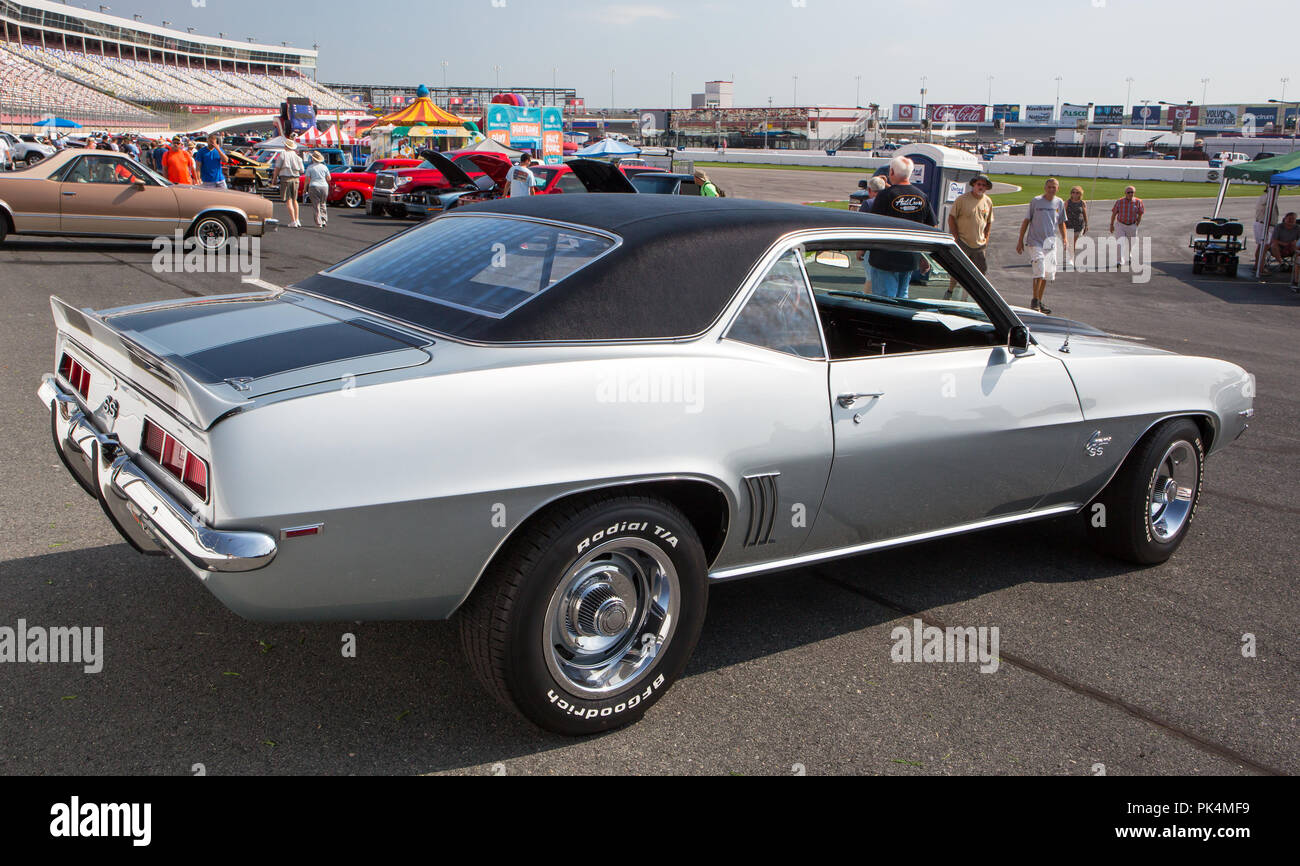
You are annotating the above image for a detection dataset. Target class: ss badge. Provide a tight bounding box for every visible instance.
[97,395,120,420]
[1085,430,1113,458]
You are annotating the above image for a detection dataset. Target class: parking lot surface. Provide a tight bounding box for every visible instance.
[1,188,1294,775]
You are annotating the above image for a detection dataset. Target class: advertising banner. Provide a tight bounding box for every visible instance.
[1093,105,1124,124]
[1166,104,1199,124]
[1131,104,1161,125]
[1241,106,1277,133]
[926,104,987,122]
[893,104,919,122]
[1025,104,1054,123]
[1060,103,1091,122]
[1202,105,1239,127]
[992,103,1020,122]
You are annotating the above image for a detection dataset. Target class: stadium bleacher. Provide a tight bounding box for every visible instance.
[0,43,161,128]
[11,44,355,111]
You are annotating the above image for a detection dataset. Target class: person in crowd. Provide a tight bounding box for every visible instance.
[1110,185,1144,268]
[508,152,536,198]
[946,174,995,298]
[271,138,306,227]
[1064,185,1088,269]
[304,151,332,228]
[866,156,936,299]
[0,133,10,171]
[124,137,140,160]
[861,175,887,212]
[162,137,194,185]
[151,140,167,172]
[196,134,228,190]
[694,169,720,197]
[1268,211,1299,266]
[1016,177,1067,314]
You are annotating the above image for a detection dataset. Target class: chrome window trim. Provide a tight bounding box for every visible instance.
[720,245,828,362]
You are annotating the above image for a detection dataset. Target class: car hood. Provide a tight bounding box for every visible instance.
[97,290,432,407]
[566,158,638,193]
[418,149,475,187]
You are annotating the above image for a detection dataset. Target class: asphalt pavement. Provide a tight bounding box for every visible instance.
[0,187,1295,776]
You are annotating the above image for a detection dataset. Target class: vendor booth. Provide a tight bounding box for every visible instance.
[1214,152,1300,278]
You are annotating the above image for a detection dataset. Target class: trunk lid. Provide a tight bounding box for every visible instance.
[52,289,432,428]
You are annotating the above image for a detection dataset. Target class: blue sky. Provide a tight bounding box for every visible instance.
[76,0,1295,108]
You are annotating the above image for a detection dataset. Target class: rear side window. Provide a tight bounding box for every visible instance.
[325,215,618,318]
[726,250,824,359]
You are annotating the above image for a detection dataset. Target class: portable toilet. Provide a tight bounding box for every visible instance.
[874,144,985,229]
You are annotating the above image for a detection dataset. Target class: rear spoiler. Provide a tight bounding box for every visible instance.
[50,295,246,430]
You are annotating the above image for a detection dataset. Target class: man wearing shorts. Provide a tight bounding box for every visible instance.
[1016,178,1067,314]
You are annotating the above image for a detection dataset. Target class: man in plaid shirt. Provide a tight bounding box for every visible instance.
[1110,186,1144,268]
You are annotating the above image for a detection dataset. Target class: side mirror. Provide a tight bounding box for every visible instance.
[1008,325,1032,353]
[132,181,147,191]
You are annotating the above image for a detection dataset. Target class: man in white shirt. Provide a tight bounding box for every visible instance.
[508,153,535,197]
[0,134,10,171]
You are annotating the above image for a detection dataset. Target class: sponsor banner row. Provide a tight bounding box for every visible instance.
[889,104,1296,128]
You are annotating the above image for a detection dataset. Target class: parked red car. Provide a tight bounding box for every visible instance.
[369,151,513,217]
[328,158,422,208]
[529,163,591,195]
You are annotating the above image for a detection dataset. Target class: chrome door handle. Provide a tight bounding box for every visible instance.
[62,191,76,196]
[837,392,884,408]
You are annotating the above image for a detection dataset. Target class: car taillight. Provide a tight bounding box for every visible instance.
[142,418,209,500]
[58,352,90,399]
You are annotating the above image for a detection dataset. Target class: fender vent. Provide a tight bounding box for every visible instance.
[742,473,780,547]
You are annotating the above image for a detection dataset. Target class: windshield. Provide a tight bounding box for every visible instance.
[320,215,618,319]
[630,175,678,194]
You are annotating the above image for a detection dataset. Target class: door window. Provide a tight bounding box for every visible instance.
[802,243,1002,360]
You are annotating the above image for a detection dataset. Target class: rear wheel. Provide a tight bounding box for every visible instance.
[459,495,708,735]
[343,189,364,209]
[25,152,44,166]
[189,214,235,250]
[1086,419,1205,565]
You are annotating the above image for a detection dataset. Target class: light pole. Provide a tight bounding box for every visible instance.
[792,73,798,107]
[1160,99,1193,159]
[920,76,928,142]
[1124,76,1134,114]
[1268,98,1299,153]
[987,75,994,110]
[493,64,501,91]
[855,74,861,108]
[767,96,772,151]
[1054,75,1063,120]
[610,68,615,112]
[1140,98,1151,132]
[441,60,449,102]
[669,71,674,110]
[1282,77,1290,103]
[1201,77,1210,107]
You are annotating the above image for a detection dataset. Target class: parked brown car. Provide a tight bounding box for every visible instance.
[0,149,277,248]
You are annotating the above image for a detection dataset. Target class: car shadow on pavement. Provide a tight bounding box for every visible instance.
[0,239,160,255]
[0,520,1134,775]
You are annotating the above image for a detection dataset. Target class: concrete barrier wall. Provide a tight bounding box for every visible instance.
[663,147,1229,182]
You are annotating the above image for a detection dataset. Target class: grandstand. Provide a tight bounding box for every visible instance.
[1,0,362,133]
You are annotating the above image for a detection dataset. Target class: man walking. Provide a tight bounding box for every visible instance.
[1110,185,1144,269]
[508,152,536,197]
[867,155,937,299]
[1016,177,1067,314]
[946,174,994,299]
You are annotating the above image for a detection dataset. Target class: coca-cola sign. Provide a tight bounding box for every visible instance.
[926,104,987,123]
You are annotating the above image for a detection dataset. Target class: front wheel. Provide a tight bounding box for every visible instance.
[189,214,235,251]
[1086,418,1205,565]
[26,152,45,166]
[343,189,364,208]
[459,495,708,735]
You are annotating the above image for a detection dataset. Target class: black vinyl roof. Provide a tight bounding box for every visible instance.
[299,195,945,343]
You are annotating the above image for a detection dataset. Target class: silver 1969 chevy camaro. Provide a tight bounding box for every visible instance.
[37,196,1255,734]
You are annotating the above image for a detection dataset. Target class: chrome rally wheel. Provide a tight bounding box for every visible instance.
[459,495,708,735]
[1147,440,1198,542]
[543,538,679,697]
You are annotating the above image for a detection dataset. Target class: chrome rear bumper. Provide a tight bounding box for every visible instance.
[38,375,276,573]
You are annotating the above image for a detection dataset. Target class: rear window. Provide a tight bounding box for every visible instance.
[322,215,618,319]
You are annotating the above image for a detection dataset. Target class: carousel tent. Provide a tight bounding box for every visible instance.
[373,88,465,127]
